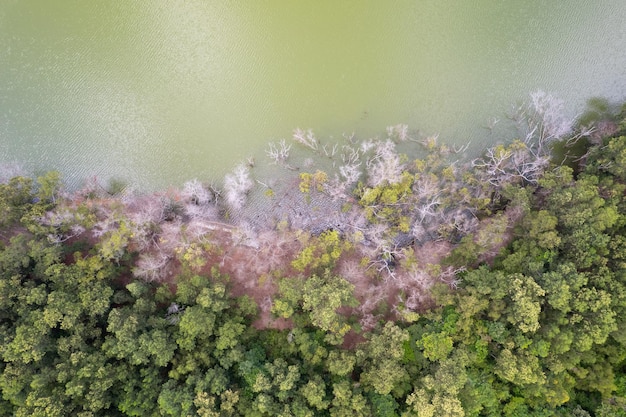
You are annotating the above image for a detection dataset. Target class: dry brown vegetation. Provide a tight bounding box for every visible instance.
[13,91,589,332]
[43,180,474,330]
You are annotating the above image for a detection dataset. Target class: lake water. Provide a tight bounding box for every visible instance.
[2,1,626,190]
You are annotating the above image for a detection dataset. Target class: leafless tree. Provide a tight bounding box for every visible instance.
[528,90,573,142]
[359,313,381,331]
[133,251,171,282]
[402,290,429,312]
[439,265,466,289]
[323,163,362,200]
[413,173,440,200]
[266,140,292,166]
[359,138,377,155]
[182,179,214,206]
[292,128,319,151]
[260,295,274,314]
[224,164,253,211]
[181,179,217,220]
[472,92,589,189]
[340,143,361,165]
[39,207,88,243]
[358,285,387,316]
[366,139,404,187]
[387,124,411,142]
[322,143,339,158]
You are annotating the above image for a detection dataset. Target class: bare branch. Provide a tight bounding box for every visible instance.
[292,128,319,151]
[266,140,292,166]
[366,140,404,187]
[224,164,254,211]
[386,124,411,142]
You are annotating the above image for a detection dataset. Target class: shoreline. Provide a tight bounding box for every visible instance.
[2,93,626,415]
[2,92,600,325]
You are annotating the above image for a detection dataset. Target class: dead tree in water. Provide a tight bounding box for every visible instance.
[224,164,253,211]
[474,91,591,188]
[266,140,292,167]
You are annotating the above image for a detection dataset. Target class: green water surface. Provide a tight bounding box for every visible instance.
[1,1,626,189]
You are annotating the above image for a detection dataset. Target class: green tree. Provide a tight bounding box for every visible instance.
[274,270,357,344]
[357,322,410,396]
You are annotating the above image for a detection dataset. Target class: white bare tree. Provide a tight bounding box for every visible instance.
[386,123,411,142]
[413,173,440,200]
[224,164,254,211]
[181,179,217,220]
[473,91,568,188]
[341,143,362,165]
[182,179,214,206]
[266,140,292,166]
[472,91,588,189]
[324,163,362,200]
[292,128,319,151]
[366,139,404,187]
[132,251,171,282]
[528,90,573,142]
[38,207,88,243]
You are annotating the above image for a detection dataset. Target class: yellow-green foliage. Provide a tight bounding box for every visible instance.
[0,176,34,228]
[299,170,328,194]
[176,242,209,273]
[291,230,351,272]
[475,213,509,250]
[36,171,61,202]
[358,172,415,238]
[414,158,427,172]
[274,271,357,344]
[98,220,132,261]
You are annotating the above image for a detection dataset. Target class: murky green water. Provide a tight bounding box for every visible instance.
[2,1,626,189]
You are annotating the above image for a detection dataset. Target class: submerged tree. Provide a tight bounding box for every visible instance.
[224,164,253,211]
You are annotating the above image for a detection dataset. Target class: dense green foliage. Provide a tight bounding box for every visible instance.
[3,112,626,416]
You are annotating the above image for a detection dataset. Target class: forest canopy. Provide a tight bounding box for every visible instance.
[1,95,626,416]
